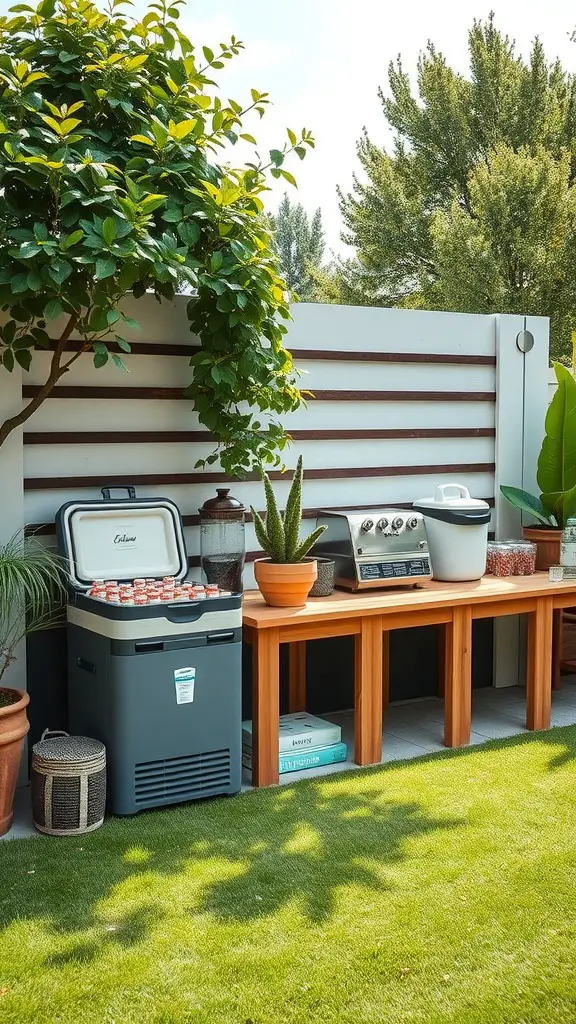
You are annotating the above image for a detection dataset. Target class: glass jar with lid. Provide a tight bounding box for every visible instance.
[560,517,576,576]
[199,488,246,593]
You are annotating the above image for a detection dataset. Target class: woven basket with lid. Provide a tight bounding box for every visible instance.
[31,731,106,836]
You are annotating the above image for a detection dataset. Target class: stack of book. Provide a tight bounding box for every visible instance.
[242,711,347,775]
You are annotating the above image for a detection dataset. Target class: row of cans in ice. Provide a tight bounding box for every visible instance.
[87,577,228,605]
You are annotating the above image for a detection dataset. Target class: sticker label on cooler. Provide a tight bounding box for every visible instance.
[174,667,196,704]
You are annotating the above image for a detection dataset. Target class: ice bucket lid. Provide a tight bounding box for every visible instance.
[56,491,188,589]
[413,483,489,512]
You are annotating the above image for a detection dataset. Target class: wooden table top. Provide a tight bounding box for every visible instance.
[242,574,576,628]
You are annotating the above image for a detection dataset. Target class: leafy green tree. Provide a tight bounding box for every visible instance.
[270,193,325,300]
[336,16,576,359]
[0,0,314,473]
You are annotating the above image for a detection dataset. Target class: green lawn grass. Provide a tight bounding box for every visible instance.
[1,727,576,1023]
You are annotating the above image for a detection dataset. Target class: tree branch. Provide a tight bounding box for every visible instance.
[0,312,78,447]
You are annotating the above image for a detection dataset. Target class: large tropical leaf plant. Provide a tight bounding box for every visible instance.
[501,362,576,528]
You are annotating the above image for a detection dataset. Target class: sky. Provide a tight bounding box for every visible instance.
[2,0,576,255]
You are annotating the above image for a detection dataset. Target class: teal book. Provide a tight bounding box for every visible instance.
[242,741,348,775]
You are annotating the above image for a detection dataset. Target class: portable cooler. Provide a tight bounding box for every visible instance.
[57,487,242,816]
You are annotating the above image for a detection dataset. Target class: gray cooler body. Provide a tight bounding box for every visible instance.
[58,489,243,816]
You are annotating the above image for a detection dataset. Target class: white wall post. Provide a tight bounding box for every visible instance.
[492,313,550,687]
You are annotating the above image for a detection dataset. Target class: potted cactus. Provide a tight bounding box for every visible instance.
[252,457,327,607]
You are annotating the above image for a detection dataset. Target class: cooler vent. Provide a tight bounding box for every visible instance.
[134,749,231,803]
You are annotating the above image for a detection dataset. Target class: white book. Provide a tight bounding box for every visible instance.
[242,711,341,753]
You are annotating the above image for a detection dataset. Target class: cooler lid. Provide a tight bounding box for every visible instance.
[56,490,188,590]
[413,483,489,512]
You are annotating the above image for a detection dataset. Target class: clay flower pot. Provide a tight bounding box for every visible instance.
[0,688,30,836]
[254,558,318,608]
[523,526,562,572]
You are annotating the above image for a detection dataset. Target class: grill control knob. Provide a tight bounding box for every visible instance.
[361,518,374,533]
[391,516,404,531]
[406,516,419,530]
[376,518,389,532]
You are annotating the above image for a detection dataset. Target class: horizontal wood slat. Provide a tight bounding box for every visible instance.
[42,340,496,365]
[24,462,495,491]
[23,427,497,445]
[26,497,496,537]
[22,385,495,403]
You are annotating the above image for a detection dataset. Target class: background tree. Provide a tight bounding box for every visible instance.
[269,193,325,300]
[0,0,314,474]
[335,16,576,359]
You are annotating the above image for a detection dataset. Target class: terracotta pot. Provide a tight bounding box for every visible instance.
[254,558,318,608]
[523,526,562,572]
[0,688,30,836]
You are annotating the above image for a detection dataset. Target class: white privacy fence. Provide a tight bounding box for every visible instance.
[0,299,550,692]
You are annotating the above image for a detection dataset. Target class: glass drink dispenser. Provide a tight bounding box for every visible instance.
[199,488,246,593]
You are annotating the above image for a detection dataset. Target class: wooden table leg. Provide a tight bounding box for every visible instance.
[354,616,383,766]
[288,641,307,712]
[437,624,446,698]
[552,610,562,691]
[382,631,390,710]
[444,606,472,747]
[527,596,553,731]
[252,627,280,787]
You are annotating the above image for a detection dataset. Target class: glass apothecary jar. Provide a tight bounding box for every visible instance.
[199,488,246,593]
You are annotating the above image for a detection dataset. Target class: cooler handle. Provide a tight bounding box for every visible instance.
[165,602,203,623]
[41,729,70,741]
[433,483,470,502]
[101,485,136,501]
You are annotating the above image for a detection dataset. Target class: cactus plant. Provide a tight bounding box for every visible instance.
[251,457,327,563]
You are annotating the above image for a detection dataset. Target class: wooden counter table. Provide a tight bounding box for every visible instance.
[242,574,576,787]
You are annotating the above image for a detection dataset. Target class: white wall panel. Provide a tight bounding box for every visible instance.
[295,360,496,392]
[23,435,495,479]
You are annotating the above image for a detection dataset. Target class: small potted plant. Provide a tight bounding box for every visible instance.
[501,361,576,569]
[252,456,327,607]
[0,532,64,835]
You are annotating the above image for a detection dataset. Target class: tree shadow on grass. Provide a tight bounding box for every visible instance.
[0,771,461,967]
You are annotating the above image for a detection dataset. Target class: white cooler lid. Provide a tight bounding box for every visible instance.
[413,483,489,511]
[57,497,188,589]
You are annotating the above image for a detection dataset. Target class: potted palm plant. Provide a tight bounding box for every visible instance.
[252,457,327,607]
[501,362,576,569]
[0,532,64,835]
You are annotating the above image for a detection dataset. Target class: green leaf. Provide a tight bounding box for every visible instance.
[537,362,576,494]
[240,133,257,144]
[61,229,84,250]
[107,309,121,325]
[177,220,200,246]
[27,270,42,291]
[499,486,552,526]
[2,349,14,372]
[93,351,108,368]
[121,316,140,330]
[33,222,48,241]
[112,353,128,371]
[280,169,297,187]
[14,348,32,371]
[202,45,214,63]
[269,149,284,167]
[94,256,116,280]
[44,299,63,321]
[12,274,28,293]
[287,128,297,145]
[172,119,196,140]
[102,217,118,245]
[2,320,16,345]
[115,335,132,352]
[48,260,72,285]
[130,134,154,146]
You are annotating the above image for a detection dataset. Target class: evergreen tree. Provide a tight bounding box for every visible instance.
[270,193,325,300]
[336,16,576,359]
